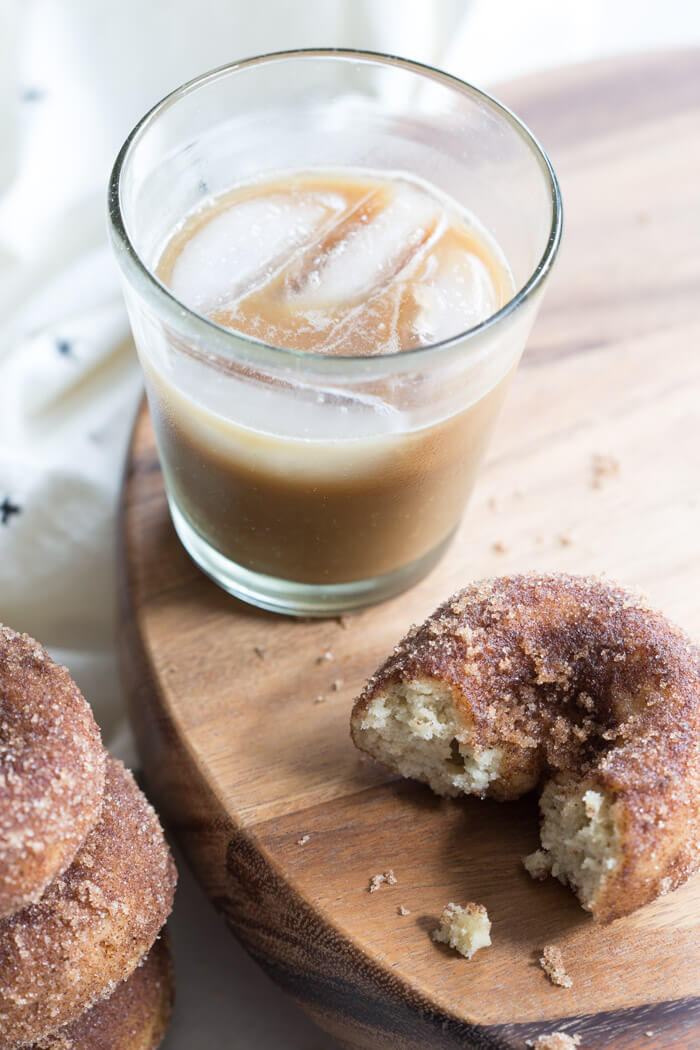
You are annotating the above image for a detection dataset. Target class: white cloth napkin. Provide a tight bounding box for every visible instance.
[1,2,699,1047]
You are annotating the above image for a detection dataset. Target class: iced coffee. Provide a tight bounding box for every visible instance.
[147,171,515,588]
[110,51,561,614]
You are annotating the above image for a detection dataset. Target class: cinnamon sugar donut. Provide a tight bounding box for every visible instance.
[30,935,174,1050]
[0,757,177,1047]
[0,626,105,917]
[351,574,700,922]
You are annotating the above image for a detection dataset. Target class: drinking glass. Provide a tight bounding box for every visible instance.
[109,49,562,616]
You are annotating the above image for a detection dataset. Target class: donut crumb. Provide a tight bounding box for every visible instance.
[368,870,397,893]
[524,850,553,880]
[591,453,620,488]
[527,1034,580,1050]
[539,945,572,988]
[432,902,491,959]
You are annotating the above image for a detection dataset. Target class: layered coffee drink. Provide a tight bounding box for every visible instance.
[148,170,516,590]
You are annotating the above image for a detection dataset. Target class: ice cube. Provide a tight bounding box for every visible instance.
[411,242,499,344]
[168,189,346,314]
[280,181,446,309]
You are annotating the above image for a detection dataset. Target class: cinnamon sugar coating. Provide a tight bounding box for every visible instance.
[0,626,105,918]
[29,935,173,1050]
[351,574,700,922]
[0,758,177,1047]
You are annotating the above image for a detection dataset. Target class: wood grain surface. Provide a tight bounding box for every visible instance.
[119,52,700,1050]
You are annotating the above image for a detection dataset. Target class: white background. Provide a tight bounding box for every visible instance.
[0,1,698,1046]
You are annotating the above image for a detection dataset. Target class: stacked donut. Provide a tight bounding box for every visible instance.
[0,625,177,1049]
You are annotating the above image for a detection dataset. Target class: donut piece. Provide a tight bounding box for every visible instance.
[0,757,177,1047]
[351,574,700,922]
[0,625,105,917]
[29,935,174,1050]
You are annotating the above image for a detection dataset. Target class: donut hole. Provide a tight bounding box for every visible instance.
[525,781,620,911]
[357,677,502,796]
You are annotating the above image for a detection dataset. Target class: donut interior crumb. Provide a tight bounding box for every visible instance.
[357,681,503,797]
[397,904,410,915]
[531,785,619,911]
[523,849,553,881]
[527,1033,580,1050]
[296,835,310,846]
[432,902,491,959]
[539,945,573,988]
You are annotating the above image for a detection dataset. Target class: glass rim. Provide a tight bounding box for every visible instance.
[108,47,563,371]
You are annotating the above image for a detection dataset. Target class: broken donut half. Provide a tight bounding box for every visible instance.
[350,574,700,922]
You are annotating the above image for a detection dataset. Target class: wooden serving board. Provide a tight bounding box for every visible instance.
[119,53,700,1050]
